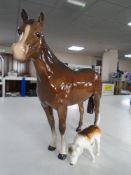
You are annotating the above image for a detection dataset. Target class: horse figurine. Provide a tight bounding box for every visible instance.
[12,9,102,160]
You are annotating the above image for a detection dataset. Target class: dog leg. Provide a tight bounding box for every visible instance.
[86,144,95,162]
[95,137,100,156]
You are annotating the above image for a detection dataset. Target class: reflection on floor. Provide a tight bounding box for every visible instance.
[0,95,131,175]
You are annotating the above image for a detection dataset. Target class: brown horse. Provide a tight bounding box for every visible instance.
[12,9,102,160]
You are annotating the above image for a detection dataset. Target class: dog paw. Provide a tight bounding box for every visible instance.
[96,152,100,156]
[92,159,95,163]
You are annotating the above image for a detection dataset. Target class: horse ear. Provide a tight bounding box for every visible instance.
[21,9,28,22]
[38,12,44,24]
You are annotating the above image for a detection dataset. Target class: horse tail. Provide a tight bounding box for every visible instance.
[87,96,94,114]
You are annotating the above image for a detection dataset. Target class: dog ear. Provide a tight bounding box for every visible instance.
[68,144,73,154]
[68,147,73,154]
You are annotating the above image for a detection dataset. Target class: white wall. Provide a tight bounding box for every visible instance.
[102,49,118,81]
[29,61,36,77]
[119,59,131,72]
[55,52,99,66]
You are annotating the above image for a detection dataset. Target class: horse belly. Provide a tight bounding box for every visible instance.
[68,88,93,105]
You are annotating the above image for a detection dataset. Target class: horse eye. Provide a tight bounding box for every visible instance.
[17,28,22,35]
[35,32,41,38]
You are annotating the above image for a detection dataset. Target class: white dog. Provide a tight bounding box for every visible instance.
[68,125,102,165]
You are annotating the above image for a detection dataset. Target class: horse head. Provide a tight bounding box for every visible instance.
[12,9,44,62]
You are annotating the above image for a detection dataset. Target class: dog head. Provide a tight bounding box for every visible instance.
[68,143,83,165]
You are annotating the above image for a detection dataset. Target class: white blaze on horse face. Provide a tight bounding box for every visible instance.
[20,25,31,44]
[12,25,31,61]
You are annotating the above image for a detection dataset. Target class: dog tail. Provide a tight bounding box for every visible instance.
[87,96,94,114]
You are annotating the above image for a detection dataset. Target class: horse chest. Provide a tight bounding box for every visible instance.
[36,79,55,105]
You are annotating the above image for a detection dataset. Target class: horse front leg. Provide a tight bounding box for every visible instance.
[42,105,57,151]
[94,94,101,125]
[57,105,67,160]
[76,102,84,132]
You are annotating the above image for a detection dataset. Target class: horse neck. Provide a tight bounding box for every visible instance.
[42,42,59,66]
[33,39,68,80]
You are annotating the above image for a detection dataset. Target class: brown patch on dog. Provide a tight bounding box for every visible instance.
[78,125,101,141]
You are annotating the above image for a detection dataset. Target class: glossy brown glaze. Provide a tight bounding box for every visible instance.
[12,9,102,160]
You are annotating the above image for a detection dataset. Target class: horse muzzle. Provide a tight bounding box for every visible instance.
[11,43,29,62]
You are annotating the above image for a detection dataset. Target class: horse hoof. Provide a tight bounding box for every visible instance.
[76,127,81,132]
[48,145,56,151]
[58,153,67,160]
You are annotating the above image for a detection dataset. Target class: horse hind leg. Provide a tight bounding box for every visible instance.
[42,106,56,151]
[76,102,84,132]
[94,94,101,125]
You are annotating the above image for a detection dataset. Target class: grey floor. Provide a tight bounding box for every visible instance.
[0,95,131,175]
